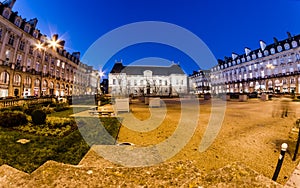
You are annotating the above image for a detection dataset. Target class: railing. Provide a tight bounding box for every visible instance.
[0,97,54,108]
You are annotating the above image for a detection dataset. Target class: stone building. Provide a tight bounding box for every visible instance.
[0,0,91,98]
[108,62,188,96]
[189,70,211,94]
[211,32,300,95]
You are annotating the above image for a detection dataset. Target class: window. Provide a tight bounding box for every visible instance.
[43,65,47,74]
[165,80,168,86]
[24,25,30,33]
[13,74,21,86]
[261,70,265,78]
[277,46,282,52]
[113,79,116,85]
[34,79,40,87]
[35,62,40,72]
[33,31,38,38]
[292,41,298,48]
[0,72,9,84]
[43,80,47,87]
[56,59,60,67]
[15,18,20,27]
[284,43,290,50]
[3,9,10,19]
[270,48,275,54]
[8,34,14,45]
[16,54,22,65]
[29,46,34,55]
[0,28,2,40]
[19,41,25,51]
[27,59,32,68]
[264,50,269,56]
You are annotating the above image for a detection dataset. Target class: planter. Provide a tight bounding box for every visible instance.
[149,98,161,108]
[204,93,211,100]
[239,94,248,102]
[145,96,149,104]
[261,94,268,101]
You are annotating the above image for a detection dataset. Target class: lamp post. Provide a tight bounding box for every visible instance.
[36,38,60,97]
[98,68,104,95]
[266,63,275,92]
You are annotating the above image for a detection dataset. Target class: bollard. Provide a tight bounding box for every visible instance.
[292,119,300,161]
[272,143,288,181]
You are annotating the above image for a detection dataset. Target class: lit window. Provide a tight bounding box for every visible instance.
[13,74,21,86]
[0,72,9,84]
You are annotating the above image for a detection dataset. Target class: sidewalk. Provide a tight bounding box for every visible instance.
[285,162,300,188]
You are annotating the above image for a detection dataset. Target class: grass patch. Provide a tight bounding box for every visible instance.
[48,107,91,117]
[0,107,121,173]
[0,127,90,173]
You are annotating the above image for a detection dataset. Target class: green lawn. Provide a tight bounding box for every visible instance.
[0,106,121,173]
[0,127,90,173]
[48,106,92,117]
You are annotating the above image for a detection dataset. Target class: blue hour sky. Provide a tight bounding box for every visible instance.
[13,0,300,74]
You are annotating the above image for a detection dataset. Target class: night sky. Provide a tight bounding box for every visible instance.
[13,0,300,74]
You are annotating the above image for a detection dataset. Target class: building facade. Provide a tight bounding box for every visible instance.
[211,32,300,95]
[189,70,211,94]
[0,0,93,98]
[108,62,188,96]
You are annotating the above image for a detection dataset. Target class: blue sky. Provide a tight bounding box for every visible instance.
[13,0,300,74]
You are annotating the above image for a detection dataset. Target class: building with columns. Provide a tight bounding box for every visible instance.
[0,0,94,98]
[108,62,188,96]
[211,32,300,95]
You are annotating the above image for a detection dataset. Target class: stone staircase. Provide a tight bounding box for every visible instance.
[0,147,297,187]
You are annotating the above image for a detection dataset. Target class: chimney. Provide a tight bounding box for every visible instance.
[273,37,278,45]
[52,34,58,41]
[287,32,292,39]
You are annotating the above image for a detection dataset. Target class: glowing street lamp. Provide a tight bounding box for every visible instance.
[35,37,61,97]
[98,68,105,94]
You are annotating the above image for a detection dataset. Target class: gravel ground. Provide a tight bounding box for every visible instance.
[117,97,300,185]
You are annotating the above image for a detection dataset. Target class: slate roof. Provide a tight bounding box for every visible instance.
[110,62,185,76]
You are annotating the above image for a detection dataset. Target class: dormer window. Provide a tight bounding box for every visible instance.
[14,18,21,27]
[264,50,269,56]
[252,54,257,60]
[24,25,30,33]
[270,48,275,54]
[277,46,282,52]
[292,41,298,48]
[258,51,262,58]
[33,31,38,38]
[284,43,290,50]
[2,9,10,19]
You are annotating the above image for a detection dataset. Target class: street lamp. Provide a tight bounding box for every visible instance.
[98,68,104,95]
[35,38,60,97]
